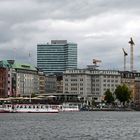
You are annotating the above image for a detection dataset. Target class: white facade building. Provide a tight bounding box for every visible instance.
[63,69,121,102]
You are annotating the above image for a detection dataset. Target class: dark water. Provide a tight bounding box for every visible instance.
[0,112,140,140]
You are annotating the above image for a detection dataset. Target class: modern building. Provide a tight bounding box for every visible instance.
[37,40,77,74]
[63,68,121,103]
[0,60,39,97]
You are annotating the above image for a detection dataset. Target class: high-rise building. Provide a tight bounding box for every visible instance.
[37,40,77,74]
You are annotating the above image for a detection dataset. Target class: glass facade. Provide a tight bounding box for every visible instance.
[37,41,77,74]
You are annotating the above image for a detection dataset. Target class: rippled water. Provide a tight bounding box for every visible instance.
[0,111,140,140]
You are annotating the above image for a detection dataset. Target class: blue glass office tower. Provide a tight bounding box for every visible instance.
[37,40,77,74]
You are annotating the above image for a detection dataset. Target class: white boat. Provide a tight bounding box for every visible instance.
[0,104,59,113]
[0,105,10,113]
[58,103,80,112]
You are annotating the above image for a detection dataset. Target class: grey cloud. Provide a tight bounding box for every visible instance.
[0,0,140,24]
[0,0,140,70]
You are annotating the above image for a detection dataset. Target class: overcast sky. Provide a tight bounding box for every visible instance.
[0,0,140,71]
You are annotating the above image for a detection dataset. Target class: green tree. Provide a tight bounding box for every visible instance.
[104,89,114,104]
[114,84,131,105]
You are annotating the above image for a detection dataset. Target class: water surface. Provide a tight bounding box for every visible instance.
[0,111,140,140]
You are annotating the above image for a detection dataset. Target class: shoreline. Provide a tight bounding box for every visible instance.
[80,108,136,111]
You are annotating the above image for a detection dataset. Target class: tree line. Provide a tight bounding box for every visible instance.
[104,84,132,106]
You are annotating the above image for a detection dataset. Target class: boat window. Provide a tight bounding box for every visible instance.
[45,106,48,109]
[17,106,19,108]
[41,106,43,108]
[33,106,35,108]
[20,106,23,108]
[37,106,39,109]
[29,106,31,108]
[24,106,27,108]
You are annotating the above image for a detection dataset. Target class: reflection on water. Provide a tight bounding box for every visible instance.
[0,112,140,140]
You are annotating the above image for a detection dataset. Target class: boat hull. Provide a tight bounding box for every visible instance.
[0,109,10,113]
[58,103,80,112]
[0,104,59,113]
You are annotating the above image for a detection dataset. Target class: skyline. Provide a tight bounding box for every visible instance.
[0,0,140,70]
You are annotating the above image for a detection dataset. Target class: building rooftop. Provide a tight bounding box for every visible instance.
[37,40,77,46]
[12,63,37,71]
[0,60,37,71]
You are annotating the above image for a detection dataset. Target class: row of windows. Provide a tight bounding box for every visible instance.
[103,84,118,87]
[92,88,100,91]
[65,78,119,82]
[65,87,83,90]
[92,84,100,87]
[65,79,83,81]
[104,88,115,91]
[92,79,99,82]
[92,92,99,95]
[65,83,84,86]
[103,80,119,82]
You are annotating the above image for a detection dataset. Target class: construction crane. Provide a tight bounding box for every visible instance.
[128,37,135,71]
[122,48,128,71]
[93,59,102,67]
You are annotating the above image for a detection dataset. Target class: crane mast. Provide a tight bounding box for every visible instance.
[128,37,135,71]
[122,48,128,71]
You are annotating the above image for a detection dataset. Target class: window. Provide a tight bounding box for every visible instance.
[80,83,83,86]
[71,79,77,81]
[80,79,83,81]
[96,88,99,91]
